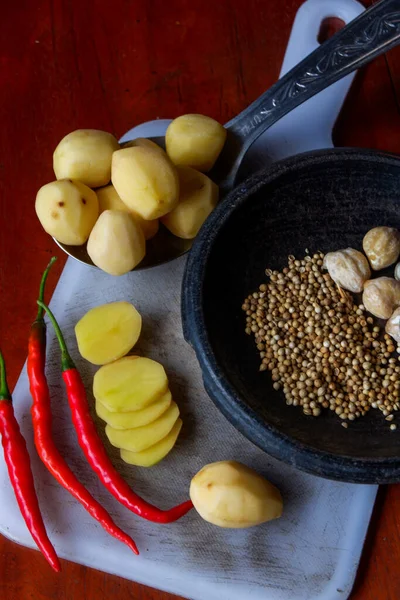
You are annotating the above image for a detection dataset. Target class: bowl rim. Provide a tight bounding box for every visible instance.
[182,147,400,484]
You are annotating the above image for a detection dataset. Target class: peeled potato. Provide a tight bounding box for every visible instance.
[111,147,179,219]
[97,184,129,213]
[96,390,172,429]
[35,179,99,245]
[135,215,159,240]
[97,185,159,240]
[106,401,180,452]
[190,461,283,528]
[87,210,145,275]
[161,166,218,239]
[93,356,169,412]
[53,129,119,187]
[121,418,182,467]
[165,114,227,172]
[121,138,165,155]
[75,301,142,365]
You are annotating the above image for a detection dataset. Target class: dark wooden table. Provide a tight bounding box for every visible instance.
[1,1,400,598]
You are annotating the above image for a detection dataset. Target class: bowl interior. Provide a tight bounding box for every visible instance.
[202,153,400,460]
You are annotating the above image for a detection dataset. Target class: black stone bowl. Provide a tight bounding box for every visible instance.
[182,148,400,484]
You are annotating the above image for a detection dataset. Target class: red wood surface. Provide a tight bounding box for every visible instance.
[1,0,400,598]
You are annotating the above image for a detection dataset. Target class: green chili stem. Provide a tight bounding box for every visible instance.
[0,351,11,401]
[36,257,57,321]
[37,301,75,371]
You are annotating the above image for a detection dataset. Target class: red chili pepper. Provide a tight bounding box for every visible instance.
[28,258,138,555]
[0,350,61,572]
[38,300,193,523]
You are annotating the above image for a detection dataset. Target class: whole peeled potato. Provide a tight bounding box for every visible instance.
[166,114,227,172]
[190,460,283,528]
[161,166,218,239]
[112,147,179,219]
[87,210,145,275]
[97,185,159,240]
[53,129,120,188]
[35,179,99,245]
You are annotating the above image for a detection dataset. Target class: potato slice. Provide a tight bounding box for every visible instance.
[93,356,169,412]
[120,418,182,467]
[96,390,172,429]
[53,129,119,187]
[87,210,145,275]
[121,138,165,155]
[111,147,179,219]
[97,185,159,240]
[166,114,227,172]
[35,179,99,245]
[161,166,218,239]
[190,461,283,528]
[106,402,180,452]
[75,301,142,365]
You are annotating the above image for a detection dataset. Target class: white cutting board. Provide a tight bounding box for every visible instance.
[0,1,377,599]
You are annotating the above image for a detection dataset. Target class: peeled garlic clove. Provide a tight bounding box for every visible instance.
[363,226,400,270]
[362,277,400,319]
[385,307,400,343]
[323,248,370,293]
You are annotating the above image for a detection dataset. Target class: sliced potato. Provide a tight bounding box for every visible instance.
[97,185,159,240]
[165,114,227,172]
[35,179,99,245]
[161,166,218,239]
[106,402,180,452]
[121,138,165,155]
[96,390,172,429]
[93,356,169,412]
[53,129,119,187]
[87,210,145,275]
[75,301,142,365]
[121,418,182,466]
[190,461,283,528]
[111,147,179,219]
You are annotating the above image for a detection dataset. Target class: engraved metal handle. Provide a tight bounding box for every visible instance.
[215,0,400,192]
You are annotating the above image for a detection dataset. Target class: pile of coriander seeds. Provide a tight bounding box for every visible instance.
[242,252,400,429]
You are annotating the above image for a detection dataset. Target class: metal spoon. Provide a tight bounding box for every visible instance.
[56,0,400,270]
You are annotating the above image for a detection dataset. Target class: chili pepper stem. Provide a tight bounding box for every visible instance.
[36,257,57,322]
[37,301,75,371]
[0,351,11,401]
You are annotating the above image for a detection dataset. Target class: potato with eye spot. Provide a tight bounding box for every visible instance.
[35,179,99,245]
[190,461,283,528]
